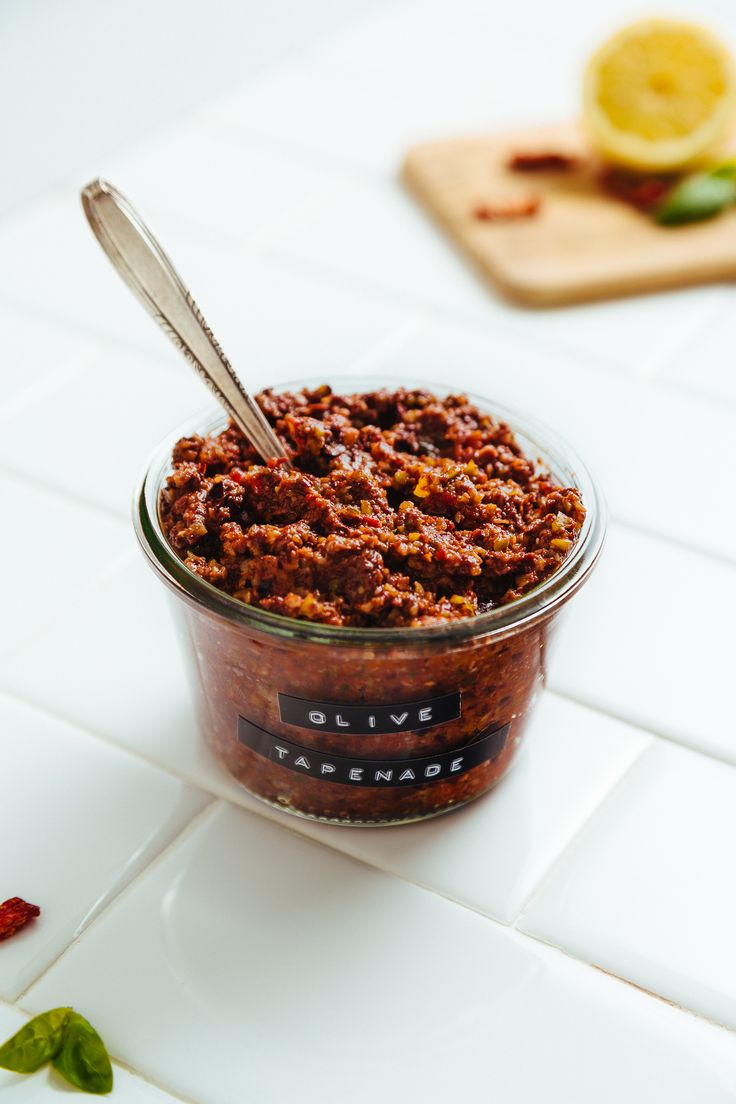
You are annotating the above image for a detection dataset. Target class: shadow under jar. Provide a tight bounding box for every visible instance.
[135,379,605,826]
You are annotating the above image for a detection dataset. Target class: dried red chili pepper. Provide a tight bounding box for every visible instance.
[0,897,41,942]
[508,151,579,172]
[473,196,540,221]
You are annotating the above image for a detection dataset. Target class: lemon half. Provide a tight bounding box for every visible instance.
[583,18,736,171]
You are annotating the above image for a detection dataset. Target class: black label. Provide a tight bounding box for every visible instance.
[238,716,508,787]
[277,691,461,735]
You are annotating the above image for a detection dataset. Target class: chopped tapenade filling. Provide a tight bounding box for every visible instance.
[161,387,585,627]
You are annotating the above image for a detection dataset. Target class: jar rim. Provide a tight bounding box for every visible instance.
[134,375,607,646]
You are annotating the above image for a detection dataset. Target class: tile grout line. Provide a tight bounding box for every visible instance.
[6,715,736,1046]
[611,514,736,571]
[515,925,736,1038]
[1,153,734,420]
[12,801,221,1006]
[651,370,736,411]
[0,186,734,419]
[0,543,136,667]
[0,678,223,801]
[547,683,736,770]
[176,792,736,1041]
[500,741,736,1032]
[96,1056,202,1104]
[510,742,657,928]
[0,459,129,526]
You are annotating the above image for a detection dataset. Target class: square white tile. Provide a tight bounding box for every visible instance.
[0,552,245,799]
[0,340,211,516]
[660,289,736,404]
[266,175,506,323]
[304,2,577,118]
[520,740,736,1030]
[0,303,86,409]
[0,1004,180,1101]
[97,119,353,246]
[445,0,736,52]
[280,229,716,378]
[0,692,210,1000]
[358,315,736,560]
[205,60,510,177]
[255,692,649,924]
[153,226,413,384]
[0,187,411,382]
[23,802,736,1104]
[0,473,128,661]
[549,524,736,763]
[0,194,166,354]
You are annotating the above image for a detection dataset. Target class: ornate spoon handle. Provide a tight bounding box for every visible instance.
[81,178,286,464]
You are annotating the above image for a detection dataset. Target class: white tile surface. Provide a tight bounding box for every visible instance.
[444,0,736,52]
[0,692,209,1000]
[0,303,86,409]
[0,473,128,661]
[0,552,244,798]
[274,182,722,374]
[305,2,577,117]
[0,341,210,516]
[0,195,165,354]
[549,524,736,763]
[0,192,410,376]
[519,740,736,1031]
[661,290,736,404]
[258,693,649,923]
[98,120,353,246]
[24,802,736,1104]
[267,175,506,322]
[0,1004,180,1101]
[357,315,736,560]
[206,61,503,176]
[152,222,413,383]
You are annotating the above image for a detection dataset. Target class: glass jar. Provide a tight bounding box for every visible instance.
[135,379,605,825]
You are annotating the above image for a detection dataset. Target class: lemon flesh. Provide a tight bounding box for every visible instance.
[583,19,736,171]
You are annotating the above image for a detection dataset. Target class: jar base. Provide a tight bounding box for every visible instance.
[237,782,500,827]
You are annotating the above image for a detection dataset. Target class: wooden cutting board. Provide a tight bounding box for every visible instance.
[402,122,736,306]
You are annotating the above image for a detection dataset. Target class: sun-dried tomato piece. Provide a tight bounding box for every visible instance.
[600,166,672,210]
[0,897,41,942]
[472,196,540,221]
[508,151,579,172]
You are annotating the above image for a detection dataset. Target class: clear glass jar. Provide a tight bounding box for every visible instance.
[135,379,605,825]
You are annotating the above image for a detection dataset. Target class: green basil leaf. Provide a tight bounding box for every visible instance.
[52,1011,113,1095]
[710,160,736,179]
[657,172,736,225]
[0,1007,71,1073]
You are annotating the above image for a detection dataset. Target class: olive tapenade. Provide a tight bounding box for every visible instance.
[145,385,598,825]
[161,386,585,627]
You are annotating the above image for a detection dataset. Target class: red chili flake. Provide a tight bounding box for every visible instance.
[508,151,579,172]
[0,897,41,942]
[600,166,672,210]
[473,196,540,222]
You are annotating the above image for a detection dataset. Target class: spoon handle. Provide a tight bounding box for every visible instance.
[80,178,286,464]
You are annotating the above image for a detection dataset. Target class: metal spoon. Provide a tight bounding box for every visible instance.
[80,178,286,464]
